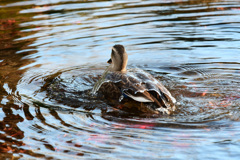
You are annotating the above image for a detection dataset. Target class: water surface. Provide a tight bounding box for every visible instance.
[0,0,240,159]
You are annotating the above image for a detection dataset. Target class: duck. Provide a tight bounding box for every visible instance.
[92,44,176,115]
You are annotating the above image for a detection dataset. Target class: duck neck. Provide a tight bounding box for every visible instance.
[120,58,128,72]
[110,57,128,72]
[109,64,123,72]
[109,51,128,72]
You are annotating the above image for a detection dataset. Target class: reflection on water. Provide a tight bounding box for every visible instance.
[0,0,240,159]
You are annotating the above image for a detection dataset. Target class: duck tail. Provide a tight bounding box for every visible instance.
[148,91,168,108]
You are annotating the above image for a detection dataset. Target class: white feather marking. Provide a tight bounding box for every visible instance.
[124,92,153,102]
[112,47,117,54]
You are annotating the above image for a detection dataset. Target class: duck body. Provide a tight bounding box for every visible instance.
[92,45,176,115]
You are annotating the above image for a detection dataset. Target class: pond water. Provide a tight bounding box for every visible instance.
[1,0,240,159]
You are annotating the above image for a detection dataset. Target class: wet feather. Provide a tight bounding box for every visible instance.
[92,45,176,114]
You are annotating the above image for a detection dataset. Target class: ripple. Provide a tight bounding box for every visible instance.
[1,0,240,159]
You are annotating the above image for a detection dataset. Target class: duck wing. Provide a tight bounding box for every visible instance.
[104,68,176,109]
[124,90,154,102]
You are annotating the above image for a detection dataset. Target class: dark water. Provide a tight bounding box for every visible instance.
[1,0,240,159]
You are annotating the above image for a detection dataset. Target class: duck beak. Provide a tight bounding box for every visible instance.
[107,58,112,64]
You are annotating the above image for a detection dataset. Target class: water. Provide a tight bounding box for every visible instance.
[0,0,240,159]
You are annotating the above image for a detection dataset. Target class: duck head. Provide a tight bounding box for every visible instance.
[107,44,128,72]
